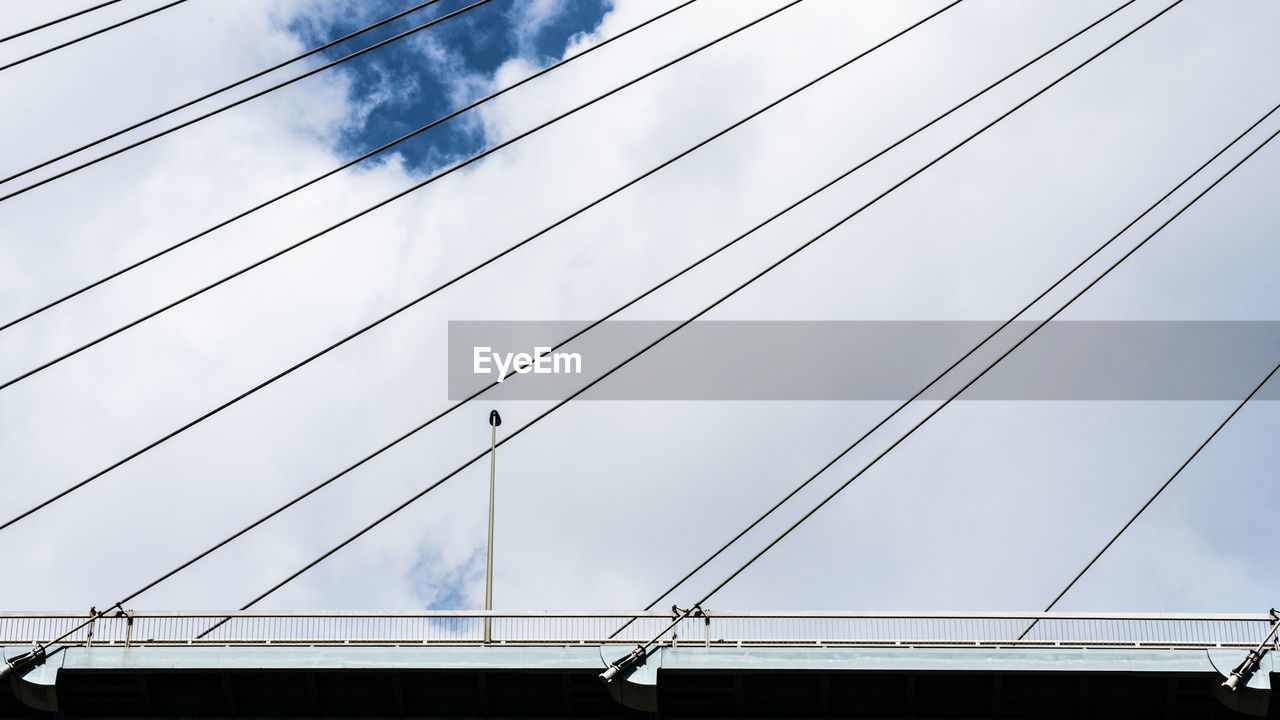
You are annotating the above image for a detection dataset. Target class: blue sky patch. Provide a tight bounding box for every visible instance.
[289,0,613,174]
[411,545,487,610]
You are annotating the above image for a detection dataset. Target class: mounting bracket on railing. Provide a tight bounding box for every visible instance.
[668,604,705,646]
[85,607,95,648]
[123,609,134,648]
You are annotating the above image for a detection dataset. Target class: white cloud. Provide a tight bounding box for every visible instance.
[508,0,569,57]
[0,0,1277,620]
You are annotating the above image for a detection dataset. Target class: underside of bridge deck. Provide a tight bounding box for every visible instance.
[3,667,1274,719]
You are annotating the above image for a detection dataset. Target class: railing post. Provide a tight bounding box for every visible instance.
[124,610,134,648]
[85,607,96,647]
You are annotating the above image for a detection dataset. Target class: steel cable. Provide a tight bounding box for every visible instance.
[0,0,823,531]
[0,0,127,45]
[623,81,1280,676]
[1018,358,1280,639]
[0,0,702,335]
[0,0,494,200]
[53,0,972,611]
[0,0,191,73]
[0,0,804,395]
[0,0,487,187]
[613,95,1280,637]
[225,0,1185,622]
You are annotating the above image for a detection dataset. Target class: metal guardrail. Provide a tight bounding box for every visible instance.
[0,612,1274,649]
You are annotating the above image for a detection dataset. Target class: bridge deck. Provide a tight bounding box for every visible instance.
[4,613,1275,717]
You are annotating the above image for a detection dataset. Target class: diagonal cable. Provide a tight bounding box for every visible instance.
[0,0,191,73]
[1016,358,1280,640]
[610,95,1280,638]
[0,0,917,532]
[0,0,478,186]
[0,0,126,44]
[0,0,701,335]
[56,0,981,605]
[0,0,494,200]
[0,0,804,394]
[218,0,1184,622]
[617,88,1280,676]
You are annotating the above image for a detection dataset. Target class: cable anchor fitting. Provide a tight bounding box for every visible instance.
[0,643,46,682]
[600,644,648,684]
[1222,608,1280,692]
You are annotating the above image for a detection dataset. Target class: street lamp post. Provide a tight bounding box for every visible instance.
[485,410,501,643]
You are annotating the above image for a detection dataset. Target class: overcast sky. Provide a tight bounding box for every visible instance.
[0,0,1277,617]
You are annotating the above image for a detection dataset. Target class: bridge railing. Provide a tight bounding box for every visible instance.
[0,611,1271,648]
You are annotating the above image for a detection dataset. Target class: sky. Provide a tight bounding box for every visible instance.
[0,0,1278,619]
[286,0,613,169]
